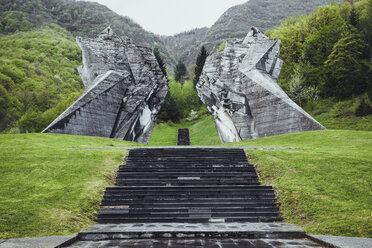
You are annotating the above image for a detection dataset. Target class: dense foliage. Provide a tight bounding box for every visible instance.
[174,61,187,82]
[0,24,84,133]
[158,78,203,123]
[267,0,372,107]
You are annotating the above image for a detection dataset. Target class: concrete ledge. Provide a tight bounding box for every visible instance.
[70,238,322,247]
[0,235,76,248]
[73,146,300,150]
[78,222,306,241]
[308,234,372,248]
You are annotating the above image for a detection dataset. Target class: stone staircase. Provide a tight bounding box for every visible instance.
[177,128,190,145]
[97,148,281,224]
[64,148,322,247]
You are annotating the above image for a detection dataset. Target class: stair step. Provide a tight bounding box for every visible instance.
[99,208,280,214]
[100,201,279,206]
[96,217,284,223]
[105,185,272,189]
[101,198,278,204]
[116,171,257,175]
[78,222,305,240]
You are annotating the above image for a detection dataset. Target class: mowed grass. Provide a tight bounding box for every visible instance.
[0,133,142,239]
[227,130,372,237]
[149,114,221,146]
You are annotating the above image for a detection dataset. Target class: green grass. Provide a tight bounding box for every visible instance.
[149,114,221,146]
[304,98,372,131]
[314,113,372,131]
[0,133,142,239]
[227,130,372,237]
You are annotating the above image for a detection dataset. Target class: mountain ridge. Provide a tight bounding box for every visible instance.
[162,0,342,67]
[0,0,342,69]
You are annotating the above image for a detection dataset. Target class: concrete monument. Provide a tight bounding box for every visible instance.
[196,27,325,143]
[43,27,168,144]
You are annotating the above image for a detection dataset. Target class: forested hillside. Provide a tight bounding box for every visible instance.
[0,24,84,133]
[0,0,177,67]
[161,28,208,70]
[266,0,372,128]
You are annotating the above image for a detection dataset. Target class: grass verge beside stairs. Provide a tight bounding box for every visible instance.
[227,130,372,237]
[0,133,142,239]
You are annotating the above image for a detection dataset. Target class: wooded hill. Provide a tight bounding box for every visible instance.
[267,0,372,118]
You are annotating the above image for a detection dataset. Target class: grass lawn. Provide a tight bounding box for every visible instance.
[227,130,372,237]
[0,133,142,239]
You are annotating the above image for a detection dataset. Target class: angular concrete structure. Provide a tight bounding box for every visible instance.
[196,27,324,143]
[42,27,168,144]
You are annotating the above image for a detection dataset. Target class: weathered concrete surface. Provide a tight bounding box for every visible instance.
[43,27,168,144]
[79,222,305,240]
[196,27,325,143]
[309,235,372,248]
[0,235,75,248]
[68,238,322,248]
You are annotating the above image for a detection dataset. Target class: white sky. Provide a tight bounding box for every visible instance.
[80,0,248,36]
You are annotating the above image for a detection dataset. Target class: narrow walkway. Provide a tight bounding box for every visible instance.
[64,148,321,247]
[177,128,190,146]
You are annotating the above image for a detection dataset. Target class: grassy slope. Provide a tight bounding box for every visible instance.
[226,130,372,237]
[304,98,372,131]
[149,114,221,146]
[0,133,142,239]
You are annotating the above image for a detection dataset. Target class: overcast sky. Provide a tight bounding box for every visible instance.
[80,0,248,36]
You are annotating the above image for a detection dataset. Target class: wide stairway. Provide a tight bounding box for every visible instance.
[65,148,322,247]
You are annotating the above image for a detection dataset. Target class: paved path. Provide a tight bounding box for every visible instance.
[2,234,370,248]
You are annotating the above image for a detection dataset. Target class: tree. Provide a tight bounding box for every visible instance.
[349,7,358,26]
[324,31,371,98]
[193,46,208,87]
[153,47,167,78]
[174,61,186,82]
[158,92,181,122]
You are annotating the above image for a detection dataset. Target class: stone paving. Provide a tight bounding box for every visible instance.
[69,238,322,248]
[309,235,372,248]
[177,129,190,146]
[0,235,75,248]
[78,222,305,240]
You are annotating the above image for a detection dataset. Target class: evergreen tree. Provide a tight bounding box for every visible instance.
[157,92,180,122]
[350,7,358,26]
[174,61,187,82]
[193,46,208,87]
[153,47,167,78]
[324,31,371,98]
